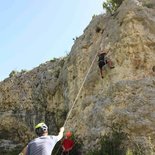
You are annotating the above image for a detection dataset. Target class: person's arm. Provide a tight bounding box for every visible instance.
[56,127,65,141]
[19,145,28,155]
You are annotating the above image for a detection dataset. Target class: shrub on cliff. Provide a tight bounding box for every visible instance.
[103,0,124,14]
[9,70,19,78]
[86,123,129,155]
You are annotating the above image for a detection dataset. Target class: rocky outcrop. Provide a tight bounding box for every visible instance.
[0,0,155,154]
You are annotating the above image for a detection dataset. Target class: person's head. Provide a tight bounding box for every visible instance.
[35,122,48,137]
[65,131,72,138]
[98,51,107,56]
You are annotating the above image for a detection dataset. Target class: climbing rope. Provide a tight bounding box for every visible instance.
[63,52,98,127]
[54,52,98,155]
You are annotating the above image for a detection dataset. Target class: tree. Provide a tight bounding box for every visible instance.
[103,0,124,15]
[9,70,19,78]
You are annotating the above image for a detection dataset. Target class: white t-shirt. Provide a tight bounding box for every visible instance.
[27,135,60,155]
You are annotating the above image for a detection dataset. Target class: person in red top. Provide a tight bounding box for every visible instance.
[61,131,74,155]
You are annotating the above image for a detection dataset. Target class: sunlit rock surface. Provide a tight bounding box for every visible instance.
[0,0,155,154]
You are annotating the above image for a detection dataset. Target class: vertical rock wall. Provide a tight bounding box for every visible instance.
[0,0,155,154]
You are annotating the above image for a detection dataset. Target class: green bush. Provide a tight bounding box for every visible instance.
[103,0,124,15]
[143,2,155,8]
[86,124,129,155]
[50,57,58,62]
[132,143,145,155]
[20,69,27,74]
[86,124,150,155]
[9,70,19,78]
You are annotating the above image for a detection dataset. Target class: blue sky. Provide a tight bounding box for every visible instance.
[0,0,104,81]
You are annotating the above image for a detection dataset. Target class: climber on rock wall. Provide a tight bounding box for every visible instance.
[98,49,114,78]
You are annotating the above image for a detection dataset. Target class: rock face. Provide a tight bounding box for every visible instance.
[0,0,155,154]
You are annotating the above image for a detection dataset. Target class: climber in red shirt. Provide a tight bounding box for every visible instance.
[61,131,74,155]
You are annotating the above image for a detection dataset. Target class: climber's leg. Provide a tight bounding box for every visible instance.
[98,61,105,78]
[100,68,104,79]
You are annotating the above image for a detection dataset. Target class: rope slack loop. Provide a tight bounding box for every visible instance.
[63,52,98,127]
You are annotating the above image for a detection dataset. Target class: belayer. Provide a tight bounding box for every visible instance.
[98,49,114,78]
[19,122,64,155]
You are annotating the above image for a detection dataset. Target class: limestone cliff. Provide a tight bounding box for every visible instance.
[0,0,155,154]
